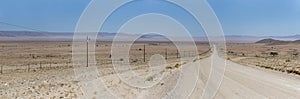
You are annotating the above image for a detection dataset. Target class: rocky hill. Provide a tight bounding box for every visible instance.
[255,38,300,45]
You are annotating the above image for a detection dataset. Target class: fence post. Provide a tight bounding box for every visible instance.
[40,62,42,69]
[27,64,30,72]
[1,65,3,74]
[69,61,72,68]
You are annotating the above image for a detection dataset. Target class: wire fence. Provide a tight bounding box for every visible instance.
[0,46,211,74]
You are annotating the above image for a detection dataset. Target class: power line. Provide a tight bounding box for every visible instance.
[0,21,48,32]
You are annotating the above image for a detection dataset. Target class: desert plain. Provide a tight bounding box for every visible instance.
[0,40,300,98]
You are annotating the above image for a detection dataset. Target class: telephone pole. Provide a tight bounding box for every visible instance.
[87,36,90,67]
[176,49,179,59]
[165,48,168,60]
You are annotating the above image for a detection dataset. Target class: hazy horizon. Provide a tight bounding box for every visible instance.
[1,0,300,37]
[1,30,300,37]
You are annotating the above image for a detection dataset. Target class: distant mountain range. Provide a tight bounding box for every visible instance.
[0,31,133,41]
[223,35,300,43]
[0,31,300,43]
[255,38,300,45]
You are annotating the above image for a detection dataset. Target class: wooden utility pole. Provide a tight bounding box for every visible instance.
[165,48,168,60]
[143,44,146,62]
[176,49,179,59]
[87,36,90,67]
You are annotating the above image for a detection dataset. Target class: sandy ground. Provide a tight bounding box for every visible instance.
[192,49,300,98]
[0,42,211,98]
[1,42,300,98]
[226,43,300,75]
[0,51,209,98]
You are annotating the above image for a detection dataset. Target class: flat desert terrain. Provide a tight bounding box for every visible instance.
[0,41,300,98]
[0,41,211,98]
[226,43,300,75]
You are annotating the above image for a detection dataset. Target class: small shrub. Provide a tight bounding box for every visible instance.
[193,59,197,62]
[166,66,173,69]
[174,64,180,68]
[227,51,234,54]
[132,59,138,63]
[270,52,278,56]
[146,76,154,81]
[293,53,298,56]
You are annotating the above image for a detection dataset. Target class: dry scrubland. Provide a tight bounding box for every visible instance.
[0,41,211,98]
[2,41,300,98]
[226,43,300,75]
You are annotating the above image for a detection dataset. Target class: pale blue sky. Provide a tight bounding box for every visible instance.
[0,0,299,36]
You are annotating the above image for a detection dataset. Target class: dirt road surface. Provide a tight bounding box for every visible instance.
[190,48,300,99]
